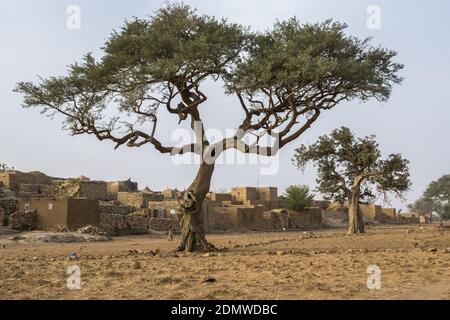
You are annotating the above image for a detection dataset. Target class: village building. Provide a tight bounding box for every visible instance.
[18,197,99,230]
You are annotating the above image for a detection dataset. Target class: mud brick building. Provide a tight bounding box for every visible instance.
[148,199,215,232]
[117,191,164,208]
[231,187,258,203]
[0,171,57,193]
[18,197,99,230]
[359,204,382,221]
[161,188,182,200]
[106,179,138,194]
[381,208,397,220]
[207,192,233,203]
[212,204,265,231]
[56,179,108,201]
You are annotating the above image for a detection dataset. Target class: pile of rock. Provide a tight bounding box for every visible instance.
[77,225,104,235]
[8,210,37,231]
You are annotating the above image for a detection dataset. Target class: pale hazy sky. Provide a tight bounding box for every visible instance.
[1,0,449,210]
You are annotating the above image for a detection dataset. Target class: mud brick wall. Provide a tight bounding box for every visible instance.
[260,211,283,230]
[107,181,138,193]
[212,204,264,231]
[287,208,322,229]
[359,204,382,221]
[78,181,108,200]
[162,188,182,200]
[313,200,332,210]
[256,187,278,202]
[397,213,420,224]
[148,200,182,218]
[231,187,257,202]
[381,208,397,221]
[208,192,233,202]
[148,200,213,231]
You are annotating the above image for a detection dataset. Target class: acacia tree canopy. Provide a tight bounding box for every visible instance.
[293,127,411,234]
[410,174,450,220]
[15,4,403,160]
[293,127,411,204]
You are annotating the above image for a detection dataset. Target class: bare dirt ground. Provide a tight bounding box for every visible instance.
[1,224,449,300]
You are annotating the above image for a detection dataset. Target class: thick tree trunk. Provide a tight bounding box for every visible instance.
[347,192,365,235]
[177,162,216,253]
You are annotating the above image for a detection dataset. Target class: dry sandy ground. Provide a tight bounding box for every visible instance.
[0,224,449,300]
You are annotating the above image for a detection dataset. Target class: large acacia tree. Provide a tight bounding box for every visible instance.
[15,4,403,251]
[293,127,411,234]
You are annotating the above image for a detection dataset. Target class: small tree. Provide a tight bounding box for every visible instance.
[15,4,403,251]
[407,197,435,218]
[0,163,11,172]
[422,175,450,220]
[281,185,314,211]
[293,127,411,234]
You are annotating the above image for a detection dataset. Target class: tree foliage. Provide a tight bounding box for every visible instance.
[281,185,314,211]
[293,127,411,204]
[410,174,450,220]
[15,4,403,160]
[0,163,11,172]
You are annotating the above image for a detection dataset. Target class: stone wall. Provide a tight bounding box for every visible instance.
[17,183,57,198]
[9,210,38,231]
[99,213,179,235]
[118,192,164,208]
[99,203,138,216]
[56,180,108,200]
[0,171,55,191]
[99,213,147,235]
[148,218,180,233]
[0,188,19,226]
